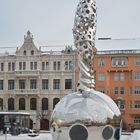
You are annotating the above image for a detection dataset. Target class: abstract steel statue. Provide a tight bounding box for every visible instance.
[50,0,122,139]
[73,0,96,94]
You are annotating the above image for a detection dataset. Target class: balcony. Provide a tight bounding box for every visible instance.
[14,89,39,95]
[15,70,41,77]
[107,67,132,72]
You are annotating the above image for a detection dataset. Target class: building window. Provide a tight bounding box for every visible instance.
[0,80,3,90]
[53,62,56,70]
[135,58,140,66]
[69,61,72,70]
[135,87,140,95]
[23,62,26,70]
[1,63,4,71]
[30,62,37,70]
[30,98,37,110]
[65,61,73,70]
[120,100,125,109]
[53,79,60,89]
[30,62,33,70]
[0,98,3,111]
[42,62,45,70]
[98,58,105,67]
[34,62,37,70]
[8,62,11,71]
[42,98,48,110]
[8,98,14,110]
[134,116,140,124]
[23,50,26,55]
[53,61,61,70]
[114,87,118,95]
[134,101,140,108]
[120,87,124,95]
[135,72,140,80]
[31,50,34,55]
[0,98,3,110]
[98,73,105,81]
[65,79,72,89]
[120,73,125,81]
[45,62,49,70]
[57,61,61,70]
[115,100,125,109]
[30,79,37,89]
[12,62,15,71]
[19,62,22,70]
[114,73,119,81]
[19,80,26,89]
[19,98,25,110]
[42,62,49,71]
[112,57,128,67]
[8,80,14,90]
[42,79,48,89]
[65,61,68,70]
[8,62,15,71]
[53,98,60,109]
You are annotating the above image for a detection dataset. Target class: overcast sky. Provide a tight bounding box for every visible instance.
[0,0,140,48]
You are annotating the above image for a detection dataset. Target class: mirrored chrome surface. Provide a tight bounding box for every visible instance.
[50,90,121,140]
[73,0,97,93]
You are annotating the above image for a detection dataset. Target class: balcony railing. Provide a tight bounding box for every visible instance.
[15,70,41,77]
[14,89,39,95]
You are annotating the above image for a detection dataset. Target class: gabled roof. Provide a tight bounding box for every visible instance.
[16,31,41,55]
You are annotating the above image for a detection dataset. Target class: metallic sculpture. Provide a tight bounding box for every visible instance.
[50,0,122,140]
[73,0,97,94]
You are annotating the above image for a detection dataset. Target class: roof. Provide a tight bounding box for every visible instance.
[95,38,140,51]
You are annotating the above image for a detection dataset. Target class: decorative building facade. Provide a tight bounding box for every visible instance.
[94,38,140,130]
[0,31,78,130]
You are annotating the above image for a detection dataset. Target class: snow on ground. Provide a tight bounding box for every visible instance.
[0,133,52,140]
[0,130,139,140]
[123,130,140,140]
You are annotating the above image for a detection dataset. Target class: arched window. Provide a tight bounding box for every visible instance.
[42,98,48,110]
[8,98,14,110]
[31,50,34,55]
[53,98,60,109]
[23,50,26,55]
[0,98,3,110]
[30,98,37,110]
[19,98,25,110]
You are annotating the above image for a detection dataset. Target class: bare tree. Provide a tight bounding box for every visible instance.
[36,110,50,120]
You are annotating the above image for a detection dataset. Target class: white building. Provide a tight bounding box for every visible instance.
[0,31,78,130]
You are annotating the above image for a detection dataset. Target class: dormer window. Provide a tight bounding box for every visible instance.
[31,50,34,55]
[23,50,26,55]
[67,49,71,54]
